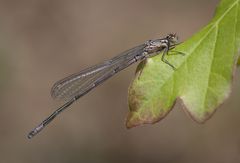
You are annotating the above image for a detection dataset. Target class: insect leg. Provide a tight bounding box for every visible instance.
[161,47,176,70]
[169,50,186,56]
[169,41,185,56]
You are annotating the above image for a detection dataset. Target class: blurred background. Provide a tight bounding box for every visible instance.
[0,0,240,162]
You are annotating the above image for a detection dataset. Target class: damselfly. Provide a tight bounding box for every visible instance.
[28,33,182,139]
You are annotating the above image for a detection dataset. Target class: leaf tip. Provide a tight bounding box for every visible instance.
[179,98,218,124]
[125,105,173,129]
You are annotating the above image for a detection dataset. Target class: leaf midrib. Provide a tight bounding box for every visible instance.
[214,0,239,25]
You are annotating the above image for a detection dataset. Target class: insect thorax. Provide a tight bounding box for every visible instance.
[143,39,168,57]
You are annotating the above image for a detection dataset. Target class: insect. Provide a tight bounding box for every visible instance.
[28,33,182,139]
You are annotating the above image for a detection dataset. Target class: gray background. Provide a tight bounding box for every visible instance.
[0,0,240,162]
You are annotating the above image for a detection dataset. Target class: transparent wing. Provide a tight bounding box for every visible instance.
[51,43,146,100]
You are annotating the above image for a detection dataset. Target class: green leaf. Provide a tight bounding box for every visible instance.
[127,0,240,128]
